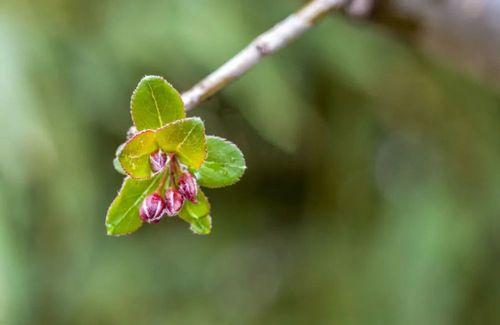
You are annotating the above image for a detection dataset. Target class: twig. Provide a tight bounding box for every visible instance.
[126,0,348,138]
[181,0,349,110]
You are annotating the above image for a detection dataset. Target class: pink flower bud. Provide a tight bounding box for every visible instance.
[164,188,184,216]
[178,172,198,203]
[140,193,166,224]
[150,150,168,173]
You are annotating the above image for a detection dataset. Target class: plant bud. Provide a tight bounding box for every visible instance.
[164,188,184,216]
[178,172,198,203]
[150,150,168,173]
[140,193,166,224]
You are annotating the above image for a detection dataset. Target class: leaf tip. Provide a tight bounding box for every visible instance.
[105,223,117,236]
[139,75,164,83]
[105,223,141,237]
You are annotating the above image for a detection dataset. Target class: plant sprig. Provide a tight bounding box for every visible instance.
[106,76,246,236]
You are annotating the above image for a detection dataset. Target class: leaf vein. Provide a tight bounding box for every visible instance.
[203,161,246,169]
[111,178,159,229]
[176,123,197,152]
[147,82,164,126]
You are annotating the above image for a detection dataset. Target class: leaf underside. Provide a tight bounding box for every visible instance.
[113,157,126,175]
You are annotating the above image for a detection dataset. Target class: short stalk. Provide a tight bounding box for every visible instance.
[169,154,178,187]
[155,172,168,194]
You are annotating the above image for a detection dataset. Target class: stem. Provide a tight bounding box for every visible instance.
[156,172,168,194]
[168,154,178,187]
[125,1,348,137]
[181,0,348,110]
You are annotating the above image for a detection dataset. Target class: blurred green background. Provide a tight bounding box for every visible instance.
[1,0,499,324]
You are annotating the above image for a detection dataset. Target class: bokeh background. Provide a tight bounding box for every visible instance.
[1,0,499,324]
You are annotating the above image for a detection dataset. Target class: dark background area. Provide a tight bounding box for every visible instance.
[0,0,499,324]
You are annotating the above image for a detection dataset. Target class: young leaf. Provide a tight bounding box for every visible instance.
[189,215,212,235]
[178,190,212,235]
[156,118,207,169]
[106,175,162,236]
[118,130,158,179]
[179,190,210,220]
[131,76,185,130]
[196,136,246,188]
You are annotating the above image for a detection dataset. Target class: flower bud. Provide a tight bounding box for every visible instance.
[140,193,166,224]
[178,172,198,203]
[164,188,184,216]
[150,150,168,173]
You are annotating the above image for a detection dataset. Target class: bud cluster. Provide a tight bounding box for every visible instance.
[140,154,199,224]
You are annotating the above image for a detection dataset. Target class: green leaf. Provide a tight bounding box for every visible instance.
[156,118,207,169]
[105,175,162,236]
[196,136,246,188]
[179,190,210,220]
[131,76,185,130]
[179,190,212,235]
[118,130,158,179]
[189,215,212,235]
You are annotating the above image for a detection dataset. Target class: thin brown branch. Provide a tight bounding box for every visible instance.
[181,0,349,110]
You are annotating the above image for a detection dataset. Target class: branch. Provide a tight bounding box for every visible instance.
[181,0,349,110]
